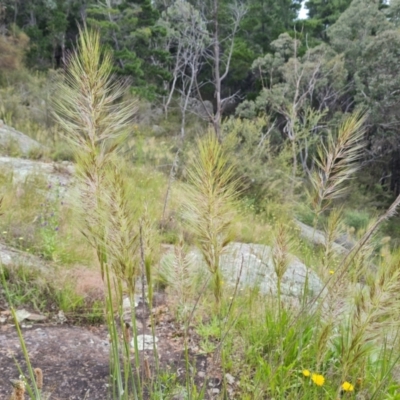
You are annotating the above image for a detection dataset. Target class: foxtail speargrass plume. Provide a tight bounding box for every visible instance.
[335,225,400,382]
[308,111,367,217]
[183,132,240,306]
[52,25,137,281]
[52,26,147,400]
[52,27,135,153]
[272,224,291,283]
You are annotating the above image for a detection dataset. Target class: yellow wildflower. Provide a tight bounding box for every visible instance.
[342,381,354,392]
[311,373,325,386]
[302,369,311,377]
[329,270,335,275]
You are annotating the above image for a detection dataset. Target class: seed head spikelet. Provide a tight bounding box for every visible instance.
[34,368,43,390]
[183,132,240,305]
[52,26,137,281]
[309,111,367,215]
[9,380,25,400]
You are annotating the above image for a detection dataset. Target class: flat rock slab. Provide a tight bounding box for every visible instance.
[0,157,74,187]
[0,241,53,275]
[0,124,46,156]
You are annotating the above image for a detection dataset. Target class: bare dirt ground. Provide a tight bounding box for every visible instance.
[0,285,227,399]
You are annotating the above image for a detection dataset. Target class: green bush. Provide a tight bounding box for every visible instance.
[343,209,370,231]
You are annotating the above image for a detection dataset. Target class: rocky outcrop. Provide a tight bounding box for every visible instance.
[0,156,74,187]
[161,242,324,299]
[0,122,46,157]
[0,241,52,275]
[295,220,353,255]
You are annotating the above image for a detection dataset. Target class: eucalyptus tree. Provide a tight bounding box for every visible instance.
[187,0,248,139]
[386,0,400,26]
[156,0,210,125]
[327,0,390,73]
[327,0,400,193]
[237,33,348,189]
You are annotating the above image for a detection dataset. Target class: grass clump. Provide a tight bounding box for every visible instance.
[52,26,161,399]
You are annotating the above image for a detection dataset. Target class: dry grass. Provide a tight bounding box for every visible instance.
[0,31,29,73]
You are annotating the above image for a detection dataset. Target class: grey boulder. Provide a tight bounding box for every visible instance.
[162,242,323,299]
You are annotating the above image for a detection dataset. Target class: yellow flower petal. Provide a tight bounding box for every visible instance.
[302,369,311,377]
[329,270,335,275]
[311,373,325,386]
[341,381,354,392]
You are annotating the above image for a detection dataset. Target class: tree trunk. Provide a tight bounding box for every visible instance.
[390,150,400,196]
[212,0,222,141]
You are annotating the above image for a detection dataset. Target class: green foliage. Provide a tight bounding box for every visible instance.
[1,266,51,310]
[221,115,293,207]
[325,0,400,191]
[87,0,169,98]
[241,36,347,120]
[386,0,400,26]
[327,0,390,72]
[355,29,400,138]
[344,209,370,231]
[2,0,400,199]
[1,0,78,70]
[239,0,302,54]
[304,0,353,40]
[0,264,100,319]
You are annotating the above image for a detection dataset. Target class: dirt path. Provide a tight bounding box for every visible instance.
[0,301,225,399]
